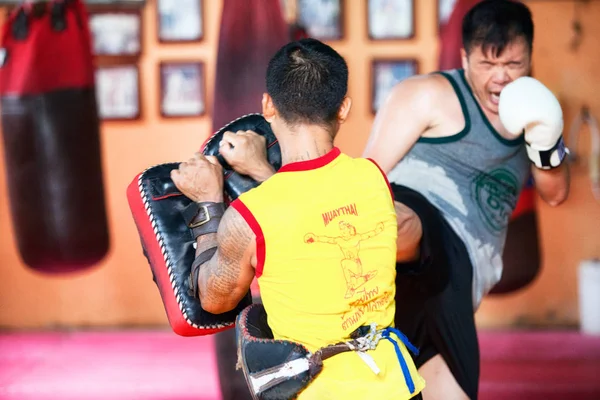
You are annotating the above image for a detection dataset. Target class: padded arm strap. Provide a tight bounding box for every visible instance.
[182,202,226,239]
[188,247,218,298]
[183,202,226,299]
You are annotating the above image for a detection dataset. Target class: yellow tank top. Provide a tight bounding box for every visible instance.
[232,148,425,399]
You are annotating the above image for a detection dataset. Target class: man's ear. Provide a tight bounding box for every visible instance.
[337,97,352,124]
[262,93,276,122]
[460,48,468,71]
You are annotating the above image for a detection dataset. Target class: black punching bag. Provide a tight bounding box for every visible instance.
[0,0,109,273]
[211,0,288,399]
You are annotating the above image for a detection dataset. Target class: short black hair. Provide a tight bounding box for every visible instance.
[462,0,534,57]
[266,38,348,128]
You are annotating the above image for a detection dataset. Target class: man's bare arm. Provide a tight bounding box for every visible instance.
[531,162,570,207]
[362,76,437,173]
[196,207,256,314]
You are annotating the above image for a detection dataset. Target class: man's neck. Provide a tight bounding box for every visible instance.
[277,125,335,166]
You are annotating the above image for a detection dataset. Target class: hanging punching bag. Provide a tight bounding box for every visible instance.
[211,1,288,399]
[439,0,541,294]
[438,0,481,71]
[0,0,109,273]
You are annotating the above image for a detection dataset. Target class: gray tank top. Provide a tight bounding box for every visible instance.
[388,69,529,309]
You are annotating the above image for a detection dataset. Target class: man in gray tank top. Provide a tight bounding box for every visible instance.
[363,1,569,399]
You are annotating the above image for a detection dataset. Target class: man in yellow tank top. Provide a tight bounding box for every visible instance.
[171,38,425,399]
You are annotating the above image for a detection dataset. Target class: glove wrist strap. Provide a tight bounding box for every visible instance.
[526,135,569,170]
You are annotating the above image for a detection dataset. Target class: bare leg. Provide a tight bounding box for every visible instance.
[418,355,470,400]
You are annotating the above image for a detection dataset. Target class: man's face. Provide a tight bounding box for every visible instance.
[462,38,531,115]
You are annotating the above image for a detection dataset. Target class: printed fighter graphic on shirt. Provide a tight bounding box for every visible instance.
[304,221,384,299]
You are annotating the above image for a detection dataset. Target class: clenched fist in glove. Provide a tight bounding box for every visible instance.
[499,77,568,170]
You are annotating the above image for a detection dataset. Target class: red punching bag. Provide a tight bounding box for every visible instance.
[211,1,288,399]
[211,0,289,129]
[439,0,481,70]
[0,0,109,273]
[439,0,541,293]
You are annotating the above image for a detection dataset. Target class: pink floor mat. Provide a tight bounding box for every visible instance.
[0,330,599,400]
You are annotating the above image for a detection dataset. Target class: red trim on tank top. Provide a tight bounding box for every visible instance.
[277,147,341,173]
[231,199,266,278]
[367,158,395,203]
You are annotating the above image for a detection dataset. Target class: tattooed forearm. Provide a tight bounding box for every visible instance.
[197,208,254,312]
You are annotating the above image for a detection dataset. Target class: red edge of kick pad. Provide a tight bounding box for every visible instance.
[126,173,228,337]
[0,0,95,96]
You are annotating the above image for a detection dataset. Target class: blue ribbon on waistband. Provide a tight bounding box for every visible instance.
[381,327,420,395]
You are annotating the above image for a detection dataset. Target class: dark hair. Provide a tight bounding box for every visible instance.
[462,0,534,57]
[266,38,348,127]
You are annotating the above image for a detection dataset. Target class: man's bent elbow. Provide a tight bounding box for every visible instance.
[544,188,569,207]
[540,179,570,207]
[199,295,237,315]
[534,163,570,207]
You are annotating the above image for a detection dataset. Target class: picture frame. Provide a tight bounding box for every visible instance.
[159,62,206,118]
[95,64,140,121]
[297,0,343,41]
[89,11,142,57]
[371,59,418,114]
[437,0,458,31]
[367,0,414,40]
[157,0,203,43]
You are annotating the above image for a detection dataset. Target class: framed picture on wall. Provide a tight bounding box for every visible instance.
[159,62,206,118]
[371,59,418,114]
[157,0,203,42]
[89,11,142,56]
[438,0,458,31]
[297,0,343,40]
[367,0,414,40]
[95,65,140,121]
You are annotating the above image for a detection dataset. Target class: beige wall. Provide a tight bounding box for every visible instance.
[0,0,598,330]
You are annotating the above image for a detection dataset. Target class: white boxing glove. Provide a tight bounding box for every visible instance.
[499,76,568,169]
